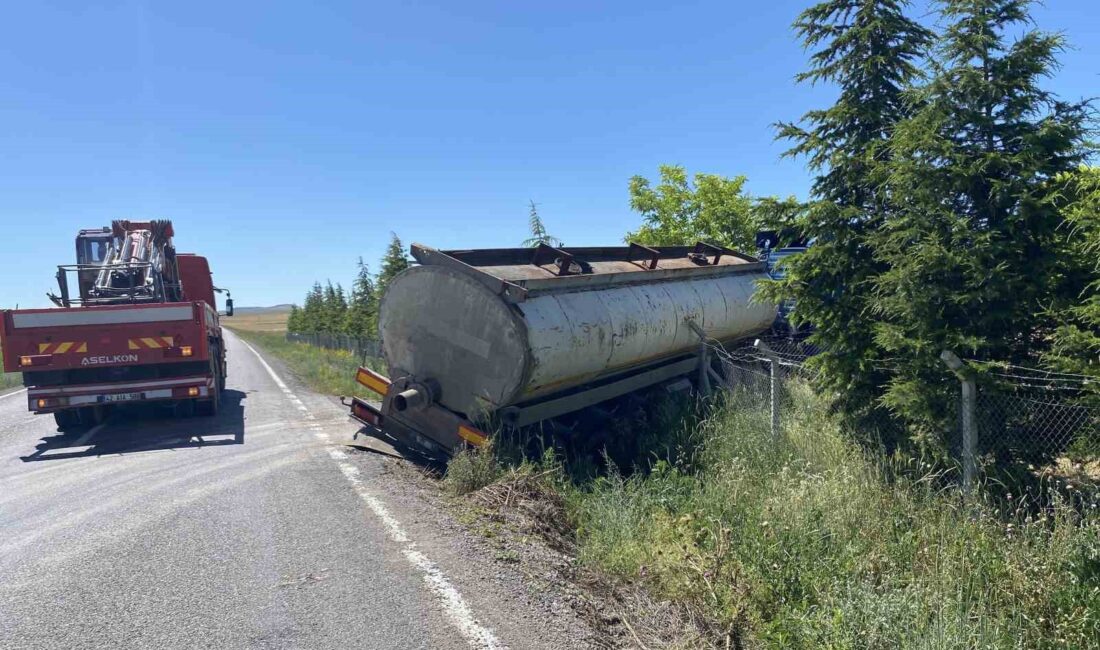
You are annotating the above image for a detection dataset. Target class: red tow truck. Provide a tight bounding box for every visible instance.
[0,220,233,430]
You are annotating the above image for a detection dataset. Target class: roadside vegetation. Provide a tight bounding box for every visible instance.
[226,329,381,398]
[1,373,19,392]
[449,383,1100,648]
[0,344,21,393]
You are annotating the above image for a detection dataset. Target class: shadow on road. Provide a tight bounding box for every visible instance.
[20,390,247,462]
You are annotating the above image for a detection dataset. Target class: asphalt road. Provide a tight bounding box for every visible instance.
[0,331,581,650]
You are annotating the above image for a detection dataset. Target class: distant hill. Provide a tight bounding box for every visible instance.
[234,304,294,314]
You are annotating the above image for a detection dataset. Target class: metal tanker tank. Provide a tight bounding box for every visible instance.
[348,242,777,455]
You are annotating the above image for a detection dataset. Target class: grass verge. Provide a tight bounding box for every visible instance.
[227,328,381,397]
[0,344,21,392]
[454,382,1100,648]
[1,373,20,392]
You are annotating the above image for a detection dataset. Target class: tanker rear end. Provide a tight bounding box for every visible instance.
[348,242,776,457]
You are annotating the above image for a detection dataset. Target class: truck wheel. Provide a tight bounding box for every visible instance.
[172,399,196,418]
[196,350,222,417]
[196,393,220,417]
[79,405,106,426]
[54,410,81,432]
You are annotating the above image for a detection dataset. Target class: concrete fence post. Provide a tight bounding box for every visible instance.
[941,350,977,496]
[754,339,781,441]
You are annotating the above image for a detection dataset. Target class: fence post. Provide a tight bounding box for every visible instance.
[941,350,977,496]
[754,339,781,441]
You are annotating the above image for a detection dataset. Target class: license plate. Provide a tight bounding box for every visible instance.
[99,392,144,403]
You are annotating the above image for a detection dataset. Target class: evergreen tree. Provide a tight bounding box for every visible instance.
[286,304,305,333]
[376,233,410,298]
[1046,167,1100,403]
[760,0,933,424]
[345,257,379,338]
[321,281,349,333]
[300,282,325,333]
[872,0,1093,434]
[521,201,562,247]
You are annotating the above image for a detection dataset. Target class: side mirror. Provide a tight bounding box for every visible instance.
[225,298,234,317]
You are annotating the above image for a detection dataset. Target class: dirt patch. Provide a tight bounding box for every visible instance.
[463,470,710,649]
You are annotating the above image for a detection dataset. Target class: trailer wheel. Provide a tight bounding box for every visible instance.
[196,346,222,417]
[53,410,81,432]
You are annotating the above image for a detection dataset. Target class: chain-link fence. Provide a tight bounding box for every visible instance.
[972,363,1099,465]
[700,334,1098,494]
[285,332,381,359]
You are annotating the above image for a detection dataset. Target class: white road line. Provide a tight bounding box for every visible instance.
[72,422,107,447]
[238,336,505,650]
[0,388,27,402]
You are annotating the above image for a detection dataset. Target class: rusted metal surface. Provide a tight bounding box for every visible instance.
[379,243,777,421]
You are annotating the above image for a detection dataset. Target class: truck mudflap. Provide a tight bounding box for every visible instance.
[347,366,489,458]
[28,375,213,413]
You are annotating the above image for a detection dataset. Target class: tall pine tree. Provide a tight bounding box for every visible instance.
[522,201,562,248]
[345,257,379,338]
[761,0,932,424]
[286,304,305,333]
[376,233,410,298]
[321,281,349,333]
[300,282,325,333]
[872,0,1093,435]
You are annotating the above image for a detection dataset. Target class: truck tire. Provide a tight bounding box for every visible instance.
[196,345,222,417]
[54,410,81,432]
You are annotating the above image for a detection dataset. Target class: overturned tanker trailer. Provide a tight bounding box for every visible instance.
[347,242,777,457]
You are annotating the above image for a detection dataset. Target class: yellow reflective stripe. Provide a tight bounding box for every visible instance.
[38,343,50,353]
[140,338,161,349]
[128,340,140,350]
[76,342,87,353]
[457,425,487,447]
[355,370,389,396]
[54,342,74,354]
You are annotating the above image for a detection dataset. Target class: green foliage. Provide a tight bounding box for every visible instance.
[294,282,326,334]
[567,384,1100,648]
[760,0,933,431]
[444,443,503,496]
[870,0,1093,433]
[345,257,379,339]
[625,165,767,251]
[376,232,410,297]
[286,305,305,333]
[1046,167,1100,401]
[321,281,348,333]
[0,343,21,392]
[229,329,383,397]
[521,200,562,248]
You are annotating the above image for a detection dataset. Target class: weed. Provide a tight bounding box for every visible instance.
[562,381,1100,648]
[444,443,502,496]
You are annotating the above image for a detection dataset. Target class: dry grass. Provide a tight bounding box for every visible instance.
[223,309,291,333]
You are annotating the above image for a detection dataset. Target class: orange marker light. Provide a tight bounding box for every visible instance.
[180,346,193,357]
[187,387,200,397]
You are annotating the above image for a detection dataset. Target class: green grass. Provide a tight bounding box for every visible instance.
[0,373,20,392]
[458,382,1100,648]
[0,343,22,393]
[228,329,382,397]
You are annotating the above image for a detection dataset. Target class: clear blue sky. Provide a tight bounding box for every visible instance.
[1,1,1096,308]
